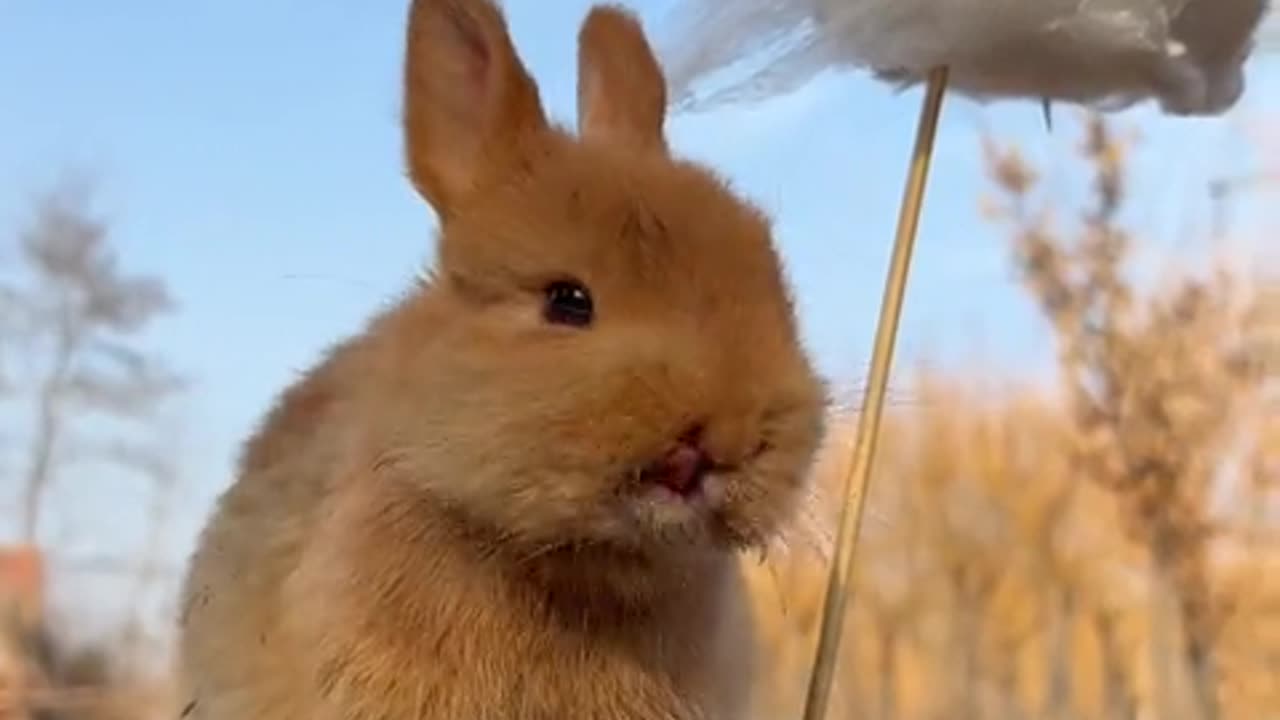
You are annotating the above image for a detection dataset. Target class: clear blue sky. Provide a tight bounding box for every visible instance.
[1,1,1278,641]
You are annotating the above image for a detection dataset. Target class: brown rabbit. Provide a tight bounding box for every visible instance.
[176,1,828,718]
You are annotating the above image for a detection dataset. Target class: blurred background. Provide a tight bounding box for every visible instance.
[0,1,1276,718]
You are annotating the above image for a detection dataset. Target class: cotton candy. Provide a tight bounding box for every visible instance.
[658,0,1273,116]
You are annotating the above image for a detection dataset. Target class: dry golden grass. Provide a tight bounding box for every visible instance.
[743,116,1279,720]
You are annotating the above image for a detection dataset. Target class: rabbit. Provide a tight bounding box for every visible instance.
[175,0,828,718]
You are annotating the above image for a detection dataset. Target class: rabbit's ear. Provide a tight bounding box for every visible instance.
[577,6,668,152]
[403,0,548,216]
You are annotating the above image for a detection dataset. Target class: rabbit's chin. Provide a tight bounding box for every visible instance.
[464,475,780,606]
[499,474,771,564]
[617,475,767,553]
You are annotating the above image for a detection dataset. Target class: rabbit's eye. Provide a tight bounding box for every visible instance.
[543,280,594,327]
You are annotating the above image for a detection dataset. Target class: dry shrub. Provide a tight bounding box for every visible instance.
[743,115,1278,720]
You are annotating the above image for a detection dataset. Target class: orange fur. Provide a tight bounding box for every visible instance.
[176,1,827,718]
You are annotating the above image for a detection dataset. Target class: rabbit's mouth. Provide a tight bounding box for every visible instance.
[636,438,722,499]
[614,429,778,551]
[632,424,767,500]
[621,468,769,553]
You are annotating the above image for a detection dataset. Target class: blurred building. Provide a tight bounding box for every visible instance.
[0,545,50,720]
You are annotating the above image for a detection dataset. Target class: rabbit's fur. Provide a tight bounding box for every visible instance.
[176,1,827,718]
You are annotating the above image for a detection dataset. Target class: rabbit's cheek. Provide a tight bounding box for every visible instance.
[716,458,806,539]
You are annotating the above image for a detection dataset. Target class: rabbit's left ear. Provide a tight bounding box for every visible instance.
[403,0,549,217]
[576,6,668,152]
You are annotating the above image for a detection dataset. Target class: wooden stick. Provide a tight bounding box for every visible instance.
[799,65,949,720]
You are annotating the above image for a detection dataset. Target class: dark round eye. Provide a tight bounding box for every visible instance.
[543,280,594,327]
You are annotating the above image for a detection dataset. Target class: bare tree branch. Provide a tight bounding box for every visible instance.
[6,177,183,544]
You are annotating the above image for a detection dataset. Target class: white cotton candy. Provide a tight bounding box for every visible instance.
[657,0,1273,116]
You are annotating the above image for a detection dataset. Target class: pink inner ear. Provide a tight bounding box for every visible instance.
[443,6,493,89]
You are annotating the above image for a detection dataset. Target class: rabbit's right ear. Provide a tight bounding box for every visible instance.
[402,0,549,216]
[577,6,668,152]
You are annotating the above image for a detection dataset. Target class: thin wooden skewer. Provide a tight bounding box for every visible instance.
[799,65,949,720]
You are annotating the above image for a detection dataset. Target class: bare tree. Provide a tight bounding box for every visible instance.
[0,175,187,716]
[983,115,1267,720]
[2,177,183,543]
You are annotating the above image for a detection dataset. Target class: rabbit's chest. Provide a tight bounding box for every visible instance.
[485,590,754,719]
[490,648,717,720]
[288,491,755,719]
[400,586,752,720]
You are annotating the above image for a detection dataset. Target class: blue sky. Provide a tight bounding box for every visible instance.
[1,1,1278,641]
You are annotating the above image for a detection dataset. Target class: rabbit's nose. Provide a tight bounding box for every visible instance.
[642,427,713,495]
